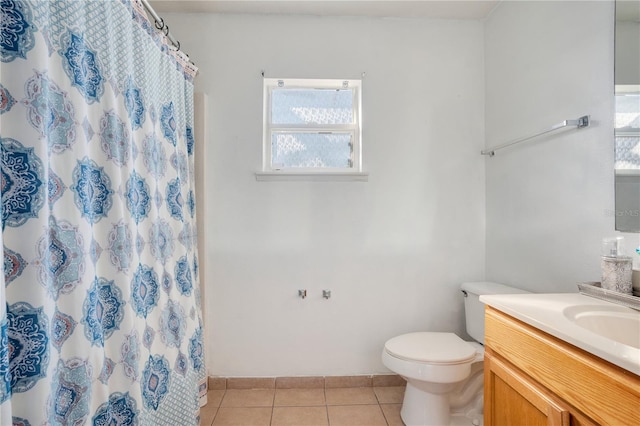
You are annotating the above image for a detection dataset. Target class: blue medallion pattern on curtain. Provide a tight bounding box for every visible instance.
[0,0,204,425]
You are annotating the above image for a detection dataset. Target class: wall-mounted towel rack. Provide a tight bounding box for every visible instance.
[481,115,590,157]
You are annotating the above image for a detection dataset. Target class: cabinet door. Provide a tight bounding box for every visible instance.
[485,353,570,426]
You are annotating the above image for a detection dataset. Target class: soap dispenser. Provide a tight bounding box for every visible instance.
[601,237,633,294]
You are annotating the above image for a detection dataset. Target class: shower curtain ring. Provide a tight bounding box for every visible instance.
[163,25,170,36]
[154,17,164,30]
[175,40,180,50]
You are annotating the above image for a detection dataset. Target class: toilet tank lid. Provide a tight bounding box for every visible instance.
[461,281,529,295]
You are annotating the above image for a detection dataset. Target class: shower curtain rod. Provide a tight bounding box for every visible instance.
[140,0,190,60]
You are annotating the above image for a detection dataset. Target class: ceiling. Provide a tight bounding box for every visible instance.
[149,0,502,20]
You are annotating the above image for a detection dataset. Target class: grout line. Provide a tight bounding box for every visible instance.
[324,387,329,426]
[209,389,222,426]
[269,389,275,425]
[379,402,390,426]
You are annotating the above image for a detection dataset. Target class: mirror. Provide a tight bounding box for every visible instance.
[615,0,640,232]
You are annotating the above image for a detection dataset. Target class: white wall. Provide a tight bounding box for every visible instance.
[484,0,639,292]
[167,13,486,376]
[616,21,640,85]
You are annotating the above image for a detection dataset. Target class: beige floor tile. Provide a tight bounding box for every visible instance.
[207,390,226,407]
[327,405,388,426]
[372,375,406,387]
[325,387,378,406]
[212,407,272,426]
[209,377,227,390]
[271,406,329,426]
[373,386,405,404]
[380,404,405,426]
[325,376,372,388]
[276,376,325,389]
[220,389,275,407]
[227,377,275,389]
[274,388,326,406]
[199,404,218,426]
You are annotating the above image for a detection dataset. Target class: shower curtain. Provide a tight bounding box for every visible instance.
[0,0,205,424]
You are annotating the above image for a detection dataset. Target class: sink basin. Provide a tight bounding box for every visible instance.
[563,305,640,349]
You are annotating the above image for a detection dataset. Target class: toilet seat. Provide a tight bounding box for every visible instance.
[384,332,477,365]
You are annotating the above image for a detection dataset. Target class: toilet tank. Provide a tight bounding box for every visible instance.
[461,282,530,344]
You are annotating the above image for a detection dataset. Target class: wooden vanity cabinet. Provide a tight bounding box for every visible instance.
[484,306,640,426]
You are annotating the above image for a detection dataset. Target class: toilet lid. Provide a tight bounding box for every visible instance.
[384,332,477,364]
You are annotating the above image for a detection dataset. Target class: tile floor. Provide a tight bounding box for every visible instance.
[199,386,406,426]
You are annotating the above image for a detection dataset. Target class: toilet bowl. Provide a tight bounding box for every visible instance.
[381,282,528,426]
[383,333,483,426]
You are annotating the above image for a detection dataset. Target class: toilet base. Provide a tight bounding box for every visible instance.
[399,365,484,426]
[450,413,483,426]
[400,381,452,426]
[401,393,482,426]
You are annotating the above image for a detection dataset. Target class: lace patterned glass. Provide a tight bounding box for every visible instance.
[271,132,352,168]
[615,93,640,169]
[272,89,354,125]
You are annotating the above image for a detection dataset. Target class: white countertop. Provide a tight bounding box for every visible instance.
[480,293,640,376]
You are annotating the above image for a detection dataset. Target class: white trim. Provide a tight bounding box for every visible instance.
[255,171,369,182]
[615,169,640,175]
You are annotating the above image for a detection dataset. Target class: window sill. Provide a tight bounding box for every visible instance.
[255,171,369,182]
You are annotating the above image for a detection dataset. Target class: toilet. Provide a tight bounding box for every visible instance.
[382,282,529,426]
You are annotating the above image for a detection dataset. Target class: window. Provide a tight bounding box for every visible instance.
[259,78,364,180]
[615,88,640,170]
[614,86,640,232]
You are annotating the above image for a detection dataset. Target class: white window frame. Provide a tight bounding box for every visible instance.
[257,78,367,181]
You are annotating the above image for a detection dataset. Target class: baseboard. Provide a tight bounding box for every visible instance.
[207,374,406,390]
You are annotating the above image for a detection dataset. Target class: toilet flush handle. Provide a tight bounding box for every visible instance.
[461,290,468,297]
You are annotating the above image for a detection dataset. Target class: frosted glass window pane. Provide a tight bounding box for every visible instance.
[615,94,640,168]
[272,89,354,125]
[615,136,640,169]
[271,132,352,168]
[615,94,640,129]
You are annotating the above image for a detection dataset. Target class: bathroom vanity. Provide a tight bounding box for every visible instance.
[480,294,640,426]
